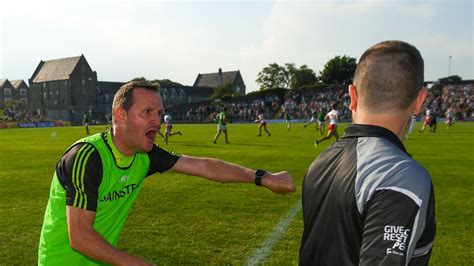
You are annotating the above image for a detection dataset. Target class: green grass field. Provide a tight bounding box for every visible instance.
[0,122,472,265]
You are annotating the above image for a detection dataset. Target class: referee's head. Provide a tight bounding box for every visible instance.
[352,40,425,114]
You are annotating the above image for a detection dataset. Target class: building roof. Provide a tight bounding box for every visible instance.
[31,55,82,82]
[97,81,126,94]
[0,79,13,88]
[193,69,240,88]
[10,80,27,89]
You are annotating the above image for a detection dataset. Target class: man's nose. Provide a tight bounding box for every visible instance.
[150,114,161,126]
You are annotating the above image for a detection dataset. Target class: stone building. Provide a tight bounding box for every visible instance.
[193,68,246,95]
[29,55,97,124]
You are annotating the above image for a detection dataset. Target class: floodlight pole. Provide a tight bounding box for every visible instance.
[448,56,452,76]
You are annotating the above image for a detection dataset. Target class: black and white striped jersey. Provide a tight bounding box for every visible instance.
[300,124,435,266]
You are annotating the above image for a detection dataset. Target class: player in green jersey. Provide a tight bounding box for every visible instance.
[303,109,318,130]
[317,109,326,135]
[38,82,295,266]
[213,107,229,144]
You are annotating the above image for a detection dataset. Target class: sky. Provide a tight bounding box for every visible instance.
[1,0,472,93]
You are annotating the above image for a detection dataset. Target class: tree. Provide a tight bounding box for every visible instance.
[290,65,318,90]
[130,77,148,82]
[210,82,234,100]
[256,63,318,91]
[438,75,462,84]
[256,63,289,91]
[319,55,357,85]
[150,79,184,87]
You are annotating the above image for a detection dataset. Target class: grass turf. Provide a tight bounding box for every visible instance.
[0,122,472,265]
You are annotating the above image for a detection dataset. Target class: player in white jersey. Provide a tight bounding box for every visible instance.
[419,108,431,132]
[315,103,340,147]
[163,110,182,144]
[445,107,455,129]
[255,112,271,137]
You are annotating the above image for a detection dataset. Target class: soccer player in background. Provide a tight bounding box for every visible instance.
[163,109,182,144]
[428,108,438,133]
[82,110,91,135]
[213,107,229,144]
[300,40,435,265]
[445,107,455,129]
[255,111,271,137]
[284,110,292,131]
[314,103,339,147]
[303,109,318,130]
[419,108,431,132]
[38,82,295,265]
[317,108,326,135]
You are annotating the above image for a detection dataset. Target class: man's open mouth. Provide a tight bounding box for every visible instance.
[146,130,157,141]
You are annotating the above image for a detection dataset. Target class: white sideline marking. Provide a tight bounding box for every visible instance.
[244,199,301,266]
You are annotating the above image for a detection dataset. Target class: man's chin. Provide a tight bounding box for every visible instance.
[141,141,154,152]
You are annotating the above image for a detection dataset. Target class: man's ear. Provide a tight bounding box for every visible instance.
[114,108,127,123]
[349,84,358,111]
[413,87,428,114]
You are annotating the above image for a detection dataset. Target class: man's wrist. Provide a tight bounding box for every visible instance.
[255,169,266,186]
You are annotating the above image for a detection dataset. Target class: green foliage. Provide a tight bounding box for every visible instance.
[130,77,148,82]
[150,79,184,88]
[130,77,184,88]
[246,87,288,101]
[256,63,318,91]
[289,65,318,90]
[211,82,234,100]
[319,55,357,85]
[0,123,472,264]
[438,75,463,84]
[256,63,289,91]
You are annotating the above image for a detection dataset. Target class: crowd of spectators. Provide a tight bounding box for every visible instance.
[2,83,473,126]
[167,83,472,124]
[1,102,35,122]
[168,92,281,123]
[423,83,473,120]
[280,88,351,122]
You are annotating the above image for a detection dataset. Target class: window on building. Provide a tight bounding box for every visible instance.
[43,83,46,88]
[43,92,47,99]
[4,88,11,95]
[20,98,27,105]
[20,89,27,96]
[105,94,110,102]
[50,91,53,95]
[56,90,59,95]
[82,79,86,85]
[5,98,11,103]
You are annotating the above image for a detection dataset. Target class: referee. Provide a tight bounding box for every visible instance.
[300,41,435,265]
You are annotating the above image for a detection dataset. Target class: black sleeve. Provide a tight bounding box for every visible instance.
[55,143,103,211]
[146,144,181,176]
[360,189,430,265]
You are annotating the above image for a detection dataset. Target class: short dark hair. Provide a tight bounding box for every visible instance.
[353,40,424,112]
[112,81,160,123]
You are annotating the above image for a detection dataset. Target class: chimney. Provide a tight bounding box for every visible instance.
[218,68,223,85]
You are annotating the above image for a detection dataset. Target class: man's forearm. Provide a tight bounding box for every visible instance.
[69,226,151,266]
[172,156,295,195]
[178,156,254,183]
